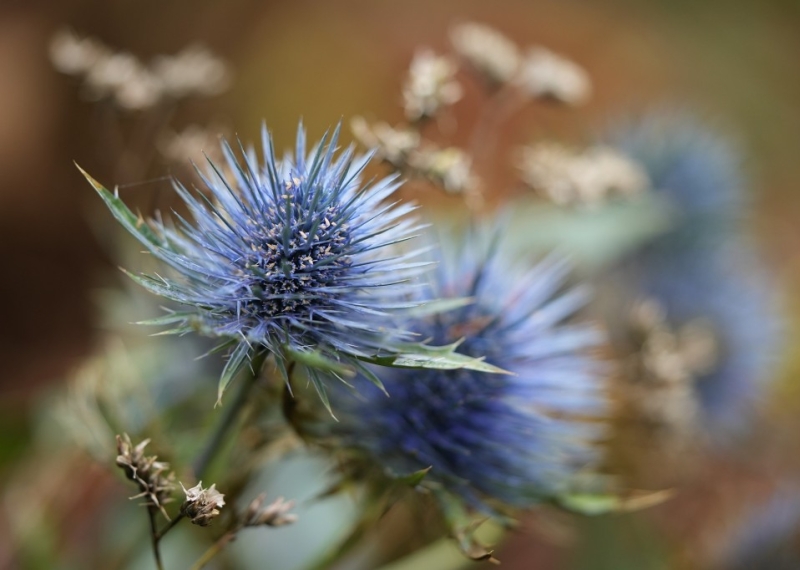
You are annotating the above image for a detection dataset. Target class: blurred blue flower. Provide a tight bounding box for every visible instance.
[100,122,424,391]
[331,236,608,510]
[606,112,746,250]
[714,484,800,570]
[605,113,782,434]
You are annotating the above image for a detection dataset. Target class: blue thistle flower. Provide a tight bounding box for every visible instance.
[604,113,782,435]
[605,112,747,250]
[85,122,426,402]
[329,235,608,511]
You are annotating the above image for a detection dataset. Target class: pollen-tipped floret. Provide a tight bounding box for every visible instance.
[331,238,608,510]
[117,123,425,385]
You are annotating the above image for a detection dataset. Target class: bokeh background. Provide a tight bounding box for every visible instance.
[1,0,800,568]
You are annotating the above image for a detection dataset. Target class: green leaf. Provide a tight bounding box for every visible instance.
[359,341,511,375]
[283,346,354,378]
[136,312,196,326]
[306,368,334,418]
[76,164,165,249]
[556,489,674,516]
[432,488,500,564]
[395,466,432,487]
[216,342,252,406]
[404,297,475,318]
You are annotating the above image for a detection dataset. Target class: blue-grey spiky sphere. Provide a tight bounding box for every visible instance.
[606,113,782,434]
[116,123,424,377]
[331,238,608,510]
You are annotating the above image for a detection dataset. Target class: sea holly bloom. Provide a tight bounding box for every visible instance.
[82,123,436,405]
[605,114,782,436]
[329,235,609,512]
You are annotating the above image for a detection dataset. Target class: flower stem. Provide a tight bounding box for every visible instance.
[193,352,266,480]
[189,529,239,570]
[147,507,165,570]
[155,513,185,542]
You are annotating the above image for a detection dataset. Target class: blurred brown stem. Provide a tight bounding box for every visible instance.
[148,506,165,570]
[467,83,527,214]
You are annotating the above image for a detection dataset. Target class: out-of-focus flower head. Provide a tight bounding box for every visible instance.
[708,484,800,570]
[519,142,649,208]
[350,118,420,169]
[605,114,782,436]
[402,49,462,122]
[515,47,591,105]
[90,122,425,403]
[49,28,109,75]
[49,28,230,111]
[151,44,231,99]
[449,22,521,86]
[606,113,747,249]
[242,494,297,528]
[408,144,477,195]
[351,119,476,196]
[329,231,608,512]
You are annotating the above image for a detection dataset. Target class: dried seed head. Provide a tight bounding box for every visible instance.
[50,28,229,111]
[115,434,176,515]
[158,124,226,165]
[626,298,720,433]
[518,143,649,207]
[450,22,520,86]
[151,44,230,99]
[350,118,421,168]
[180,481,226,526]
[408,145,477,194]
[403,49,462,121]
[515,47,591,105]
[49,28,108,75]
[242,493,297,527]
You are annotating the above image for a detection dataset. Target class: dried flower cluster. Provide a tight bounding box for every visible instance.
[352,118,477,195]
[625,298,718,433]
[242,494,297,528]
[49,28,229,110]
[515,47,591,105]
[450,22,590,106]
[180,481,226,526]
[157,124,227,166]
[115,434,176,516]
[450,22,521,86]
[352,22,592,207]
[403,50,462,122]
[519,142,649,207]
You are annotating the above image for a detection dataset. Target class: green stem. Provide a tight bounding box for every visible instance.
[193,352,266,480]
[189,529,240,570]
[155,513,185,542]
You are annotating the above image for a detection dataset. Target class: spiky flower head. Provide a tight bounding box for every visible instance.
[86,123,425,402]
[605,112,747,250]
[328,235,608,511]
[604,113,782,436]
